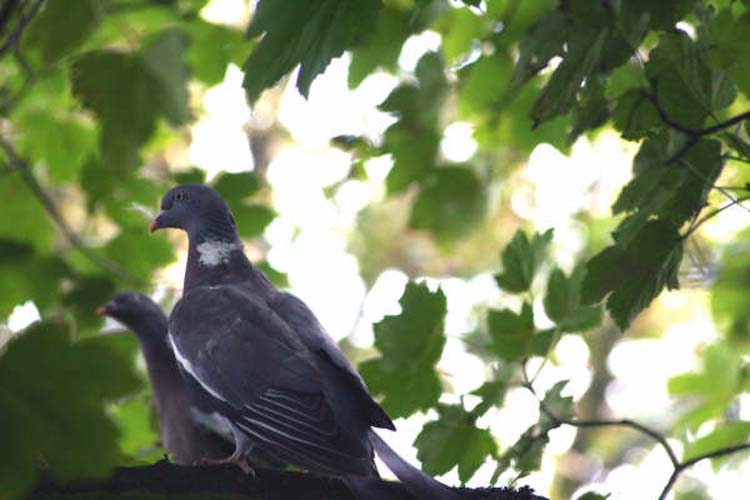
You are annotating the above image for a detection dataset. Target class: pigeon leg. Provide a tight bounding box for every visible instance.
[200,450,255,476]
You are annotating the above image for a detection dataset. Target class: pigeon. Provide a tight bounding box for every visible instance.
[97,291,232,465]
[150,184,459,499]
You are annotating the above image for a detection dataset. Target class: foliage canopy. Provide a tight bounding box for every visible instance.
[0,0,748,498]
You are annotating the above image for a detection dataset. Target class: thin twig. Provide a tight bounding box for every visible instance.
[658,443,750,500]
[645,92,750,138]
[683,195,750,239]
[536,397,680,467]
[0,135,143,286]
[0,0,45,61]
[524,374,750,499]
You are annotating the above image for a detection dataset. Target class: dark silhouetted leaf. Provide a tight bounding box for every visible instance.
[0,322,140,499]
[544,266,602,332]
[487,302,535,361]
[494,229,553,293]
[243,0,381,101]
[582,221,683,330]
[360,282,446,418]
[415,404,497,483]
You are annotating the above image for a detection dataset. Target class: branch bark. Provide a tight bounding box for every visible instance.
[29,461,549,500]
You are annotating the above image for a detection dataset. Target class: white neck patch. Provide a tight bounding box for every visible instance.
[196,240,241,267]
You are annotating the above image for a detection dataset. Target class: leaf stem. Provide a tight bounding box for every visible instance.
[683,195,750,239]
[657,443,750,500]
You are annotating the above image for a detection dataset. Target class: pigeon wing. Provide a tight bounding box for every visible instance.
[170,284,376,476]
[271,292,394,430]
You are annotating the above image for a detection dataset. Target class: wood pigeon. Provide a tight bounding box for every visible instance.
[150,184,458,499]
[98,291,232,465]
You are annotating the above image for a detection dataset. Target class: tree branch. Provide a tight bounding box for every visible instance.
[0,135,143,286]
[657,443,750,500]
[0,0,44,61]
[523,378,750,499]
[645,92,750,138]
[29,461,547,500]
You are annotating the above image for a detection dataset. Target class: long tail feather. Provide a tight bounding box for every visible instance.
[369,430,460,500]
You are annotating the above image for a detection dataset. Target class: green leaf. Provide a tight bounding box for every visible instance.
[605,62,648,100]
[0,322,140,499]
[470,381,508,417]
[531,25,609,126]
[233,204,276,239]
[72,30,190,172]
[582,221,683,330]
[437,7,489,65]
[544,266,602,333]
[458,53,512,118]
[415,405,497,483]
[577,493,611,500]
[494,229,553,293]
[568,77,609,143]
[0,176,55,252]
[645,31,736,130]
[709,10,750,97]
[0,241,70,317]
[509,8,568,90]
[105,228,175,282]
[212,172,262,205]
[62,275,115,333]
[15,109,96,184]
[21,0,103,64]
[379,52,448,194]
[487,302,535,361]
[173,167,207,185]
[243,0,382,101]
[613,136,723,243]
[183,18,245,86]
[683,421,750,462]
[383,125,439,194]
[359,282,447,418]
[611,89,661,141]
[711,232,750,341]
[348,7,411,88]
[409,166,486,245]
[495,426,547,477]
[111,396,160,459]
[540,380,574,426]
[668,343,742,429]
[257,260,289,288]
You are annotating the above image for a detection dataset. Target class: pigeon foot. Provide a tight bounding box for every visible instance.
[200,452,255,476]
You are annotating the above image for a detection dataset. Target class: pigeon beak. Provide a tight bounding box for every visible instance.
[96,305,111,316]
[149,212,164,233]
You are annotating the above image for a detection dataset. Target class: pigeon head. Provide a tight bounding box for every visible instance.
[97,291,168,342]
[150,184,237,241]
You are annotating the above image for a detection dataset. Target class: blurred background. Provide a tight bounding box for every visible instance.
[1,1,749,499]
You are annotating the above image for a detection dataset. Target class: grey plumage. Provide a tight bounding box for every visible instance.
[98,292,231,465]
[151,184,458,499]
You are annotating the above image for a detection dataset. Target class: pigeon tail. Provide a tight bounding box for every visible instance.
[369,430,460,500]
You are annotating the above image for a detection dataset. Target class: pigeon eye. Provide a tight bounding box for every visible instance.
[175,191,187,202]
